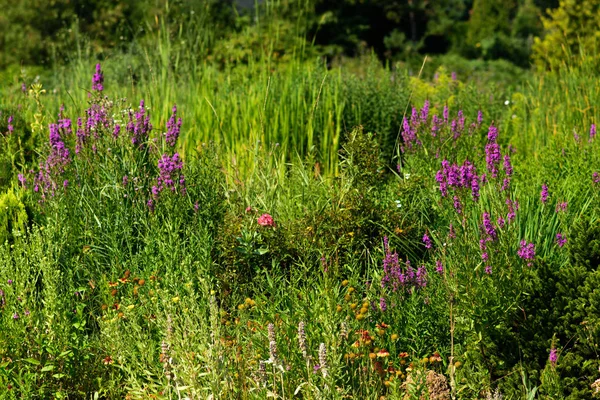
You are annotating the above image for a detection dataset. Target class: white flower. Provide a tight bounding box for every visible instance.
[404,173,411,180]
[504,100,510,106]
[395,200,402,208]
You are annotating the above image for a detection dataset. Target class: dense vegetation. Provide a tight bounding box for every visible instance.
[2,0,600,399]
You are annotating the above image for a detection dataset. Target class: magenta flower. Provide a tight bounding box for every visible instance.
[257,213,275,227]
[422,233,432,249]
[7,115,14,134]
[484,265,492,275]
[379,297,387,312]
[482,212,497,241]
[555,201,568,213]
[541,184,549,204]
[594,172,600,185]
[435,260,443,274]
[518,240,536,261]
[92,64,104,92]
[165,104,182,147]
[549,348,558,365]
[591,124,596,139]
[556,233,567,247]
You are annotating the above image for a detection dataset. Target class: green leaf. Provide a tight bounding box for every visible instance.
[41,364,55,372]
[23,358,40,365]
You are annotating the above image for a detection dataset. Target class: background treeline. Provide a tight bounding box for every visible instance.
[4,0,600,72]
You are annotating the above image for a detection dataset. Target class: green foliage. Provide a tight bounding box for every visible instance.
[0,190,28,244]
[533,0,600,70]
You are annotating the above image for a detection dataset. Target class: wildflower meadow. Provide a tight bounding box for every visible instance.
[2,1,600,399]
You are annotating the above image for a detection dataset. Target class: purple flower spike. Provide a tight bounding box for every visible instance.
[556,233,567,247]
[92,64,104,92]
[541,184,549,204]
[422,233,432,249]
[435,260,443,274]
[484,265,492,275]
[518,240,536,261]
[591,124,596,139]
[549,348,558,365]
[165,104,183,147]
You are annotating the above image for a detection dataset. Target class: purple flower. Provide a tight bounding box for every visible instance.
[127,100,153,147]
[506,198,518,222]
[122,175,129,186]
[63,180,69,188]
[471,174,480,202]
[420,100,429,122]
[451,71,457,81]
[416,265,428,288]
[591,124,596,139]
[92,64,104,92]
[497,217,505,229]
[147,199,155,212]
[518,240,536,261]
[113,124,121,139]
[477,110,483,125]
[435,260,443,274]
[485,142,501,178]
[549,348,558,365]
[448,224,456,239]
[155,153,185,196]
[503,154,513,176]
[484,265,492,275]
[555,201,568,213]
[422,233,432,249]
[7,115,14,134]
[482,252,489,261]
[556,233,567,247]
[18,174,26,188]
[594,172,600,185]
[487,125,498,142]
[12,313,19,320]
[7,279,13,285]
[21,83,27,93]
[194,201,199,212]
[453,195,462,214]
[25,309,30,316]
[541,184,549,204]
[165,104,182,147]
[443,105,449,123]
[482,212,497,241]
[379,297,387,312]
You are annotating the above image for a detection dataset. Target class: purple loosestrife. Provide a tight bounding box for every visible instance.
[416,265,428,288]
[506,198,518,222]
[443,105,449,123]
[485,145,501,178]
[431,115,441,136]
[518,240,536,261]
[18,174,26,188]
[165,104,182,147]
[591,124,596,140]
[7,116,14,134]
[379,297,387,312]
[155,153,185,195]
[127,100,153,147]
[485,265,492,275]
[471,174,480,202]
[556,233,567,247]
[449,224,456,239]
[482,212,497,241]
[420,100,429,122]
[435,260,443,274]
[549,348,558,366]
[497,217,505,229]
[503,154,513,176]
[555,201,568,213]
[92,64,104,92]
[423,233,432,249]
[453,195,462,214]
[594,172,600,185]
[541,184,549,204]
[477,110,483,125]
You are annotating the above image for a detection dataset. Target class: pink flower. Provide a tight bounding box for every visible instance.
[257,213,275,227]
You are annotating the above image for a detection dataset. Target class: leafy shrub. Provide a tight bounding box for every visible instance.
[533,0,600,70]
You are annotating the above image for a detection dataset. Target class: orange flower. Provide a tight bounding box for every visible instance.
[377,349,390,358]
[118,277,129,284]
[376,322,389,329]
[103,355,114,365]
[399,352,409,358]
[108,281,119,288]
